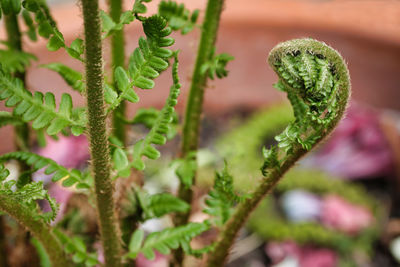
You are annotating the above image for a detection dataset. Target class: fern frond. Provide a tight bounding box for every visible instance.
[135,189,190,220]
[200,47,234,80]
[0,111,24,128]
[0,151,89,188]
[41,63,84,94]
[0,69,86,136]
[133,0,152,14]
[100,10,135,38]
[22,0,84,60]
[261,39,351,175]
[131,52,181,170]
[1,0,22,14]
[0,165,58,223]
[204,163,248,226]
[54,230,99,266]
[128,15,174,89]
[158,0,200,34]
[22,9,38,41]
[0,49,37,73]
[126,221,210,260]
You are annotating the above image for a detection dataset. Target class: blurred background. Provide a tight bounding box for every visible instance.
[1,0,400,266]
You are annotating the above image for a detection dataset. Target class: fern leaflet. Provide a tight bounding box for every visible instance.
[0,49,37,73]
[0,68,86,136]
[0,151,89,188]
[0,111,24,128]
[126,221,210,260]
[130,52,180,170]
[158,0,200,34]
[0,164,58,223]
[41,63,84,94]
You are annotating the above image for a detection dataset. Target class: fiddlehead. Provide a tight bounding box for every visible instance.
[206,38,351,266]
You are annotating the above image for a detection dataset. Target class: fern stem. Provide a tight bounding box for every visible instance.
[207,39,351,266]
[206,148,307,266]
[0,216,8,266]
[81,0,123,266]
[110,0,127,144]
[0,194,71,266]
[174,0,224,265]
[4,12,30,153]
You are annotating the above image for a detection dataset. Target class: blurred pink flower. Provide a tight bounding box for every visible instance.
[321,195,373,234]
[33,135,89,183]
[266,241,337,267]
[304,103,393,179]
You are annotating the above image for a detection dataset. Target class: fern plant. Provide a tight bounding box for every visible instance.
[0,0,351,267]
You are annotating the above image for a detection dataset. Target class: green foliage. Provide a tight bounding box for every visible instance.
[22,0,84,60]
[0,164,58,223]
[22,9,37,41]
[0,68,86,135]
[0,151,90,189]
[54,230,99,267]
[261,39,350,176]
[0,111,24,128]
[200,48,234,80]
[133,0,152,14]
[135,189,190,220]
[128,15,174,90]
[175,152,197,188]
[100,10,135,38]
[31,238,51,267]
[0,49,37,73]
[125,221,210,260]
[41,63,84,93]
[204,163,248,226]
[158,0,200,34]
[112,147,130,178]
[131,52,180,170]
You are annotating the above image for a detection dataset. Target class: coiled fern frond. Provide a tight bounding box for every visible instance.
[261,38,350,175]
[207,39,351,267]
[0,164,58,223]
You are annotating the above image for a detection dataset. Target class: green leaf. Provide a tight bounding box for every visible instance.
[133,0,151,14]
[131,52,180,170]
[113,148,130,178]
[0,49,37,73]
[0,68,86,135]
[128,229,144,256]
[0,111,24,128]
[0,151,87,189]
[175,153,196,188]
[41,63,84,93]
[201,48,234,80]
[138,222,210,259]
[158,1,200,34]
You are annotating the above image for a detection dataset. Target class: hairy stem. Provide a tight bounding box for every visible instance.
[206,148,307,266]
[81,0,123,266]
[0,194,71,266]
[173,0,224,265]
[109,0,127,144]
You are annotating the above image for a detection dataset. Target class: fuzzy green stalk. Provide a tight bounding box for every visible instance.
[206,39,351,266]
[0,194,71,266]
[109,0,127,144]
[4,13,30,153]
[173,0,224,265]
[81,0,123,266]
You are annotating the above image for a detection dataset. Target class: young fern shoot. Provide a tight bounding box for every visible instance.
[206,38,351,266]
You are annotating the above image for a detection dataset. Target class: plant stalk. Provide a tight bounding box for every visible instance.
[109,0,127,144]
[81,0,123,266]
[206,147,307,266]
[0,194,71,266]
[173,0,224,265]
[4,13,30,153]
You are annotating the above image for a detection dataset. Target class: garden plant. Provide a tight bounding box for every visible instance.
[0,0,351,266]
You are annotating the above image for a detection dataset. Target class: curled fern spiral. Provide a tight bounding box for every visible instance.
[207,38,351,267]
